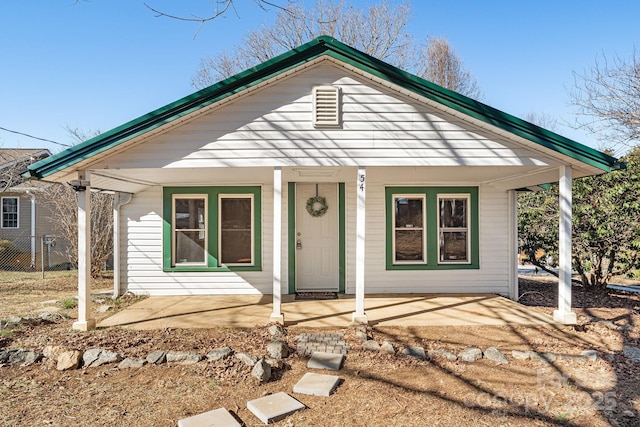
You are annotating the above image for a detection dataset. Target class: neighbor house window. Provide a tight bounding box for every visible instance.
[1,197,18,229]
[219,195,254,266]
[392,195,426,264]
[172,195,207,266]
[385,187,478,270]
[438,195,470,263]
[163,186,261,271]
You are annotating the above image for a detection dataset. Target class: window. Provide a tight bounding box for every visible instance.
[219,195,254,266]
[392,195,426,264]
[438,195,470,263]
[163,187,261,271]
[172,195,207,266]
[1,197,18,229]
[385,187,478,270]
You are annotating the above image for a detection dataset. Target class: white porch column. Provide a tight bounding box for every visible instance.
[554,165,577,324]
[352,167,368,324]
[270,167,285,324]
[507,189,518,301]
[72,171,95,331]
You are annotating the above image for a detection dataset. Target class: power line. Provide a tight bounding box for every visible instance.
[0,126,72,148]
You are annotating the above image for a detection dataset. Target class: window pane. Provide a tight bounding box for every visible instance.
[439,198,467,228]
[175,199,205,230]
[395,198,423,228]
[175,230,206,263]
[220,198,252,264]
[395,230,423,261]
[2,198,18,228]
[440,231,468,261]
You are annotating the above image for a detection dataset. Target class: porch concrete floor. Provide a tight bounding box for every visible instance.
[97,294,555,330]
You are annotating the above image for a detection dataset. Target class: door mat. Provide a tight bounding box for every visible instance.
[295,292,338,300]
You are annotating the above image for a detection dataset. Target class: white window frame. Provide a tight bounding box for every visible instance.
[437,194,471,264]
[1,196,19,229]
[392,194,427,265]
[172,194,208,267]
[218,194,255,267]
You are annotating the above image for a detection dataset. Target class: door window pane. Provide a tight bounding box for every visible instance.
[220,197,253,265]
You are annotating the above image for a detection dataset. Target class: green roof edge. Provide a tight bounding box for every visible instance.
[28,35,622,179]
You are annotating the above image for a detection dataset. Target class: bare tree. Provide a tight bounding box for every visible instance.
[415,37,482,100]
[0,149,50,192]
[192,0,416,88]
[571,48,640,155]
[523,112,560,132]
[190,0,481,100]
[40,128,114,277]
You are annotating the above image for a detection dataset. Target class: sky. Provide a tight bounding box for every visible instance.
[1,0,638,156]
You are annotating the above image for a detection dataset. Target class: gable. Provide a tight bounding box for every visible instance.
[27,36,621,185]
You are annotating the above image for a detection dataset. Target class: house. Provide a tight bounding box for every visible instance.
[25,36,621,330]
[0,149,70,269]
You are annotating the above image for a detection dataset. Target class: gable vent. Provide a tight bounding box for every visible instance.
[312,86,341,127]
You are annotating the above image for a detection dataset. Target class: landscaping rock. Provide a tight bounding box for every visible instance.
[623,346,640,363]
[9,349,42,365]
[251,358,272,383]
[118,357,147,369]
[146,350,167,365]
[43,345,66,362]
[362,340,381,352]
[268,324,286,338]
[83,349,122,368]
[265,358,284,369]
[529,351,556,364]
[0,350,14,363]
[166,351,202,364]
[402,346,426,361]
[427,349,457,361]
[97,305,112,314]
[458,347,483,363]
[511,350,530,360]
[235,352,258,366]
[57,350,82,371]
[206,346,233,361]
[483,347,509,364]
[267,340,289,359]
[380,341,396,355]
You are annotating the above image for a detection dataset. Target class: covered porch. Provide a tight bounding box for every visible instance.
[97,293,556,330]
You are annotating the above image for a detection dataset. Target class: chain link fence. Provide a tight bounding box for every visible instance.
[0,235,74,283]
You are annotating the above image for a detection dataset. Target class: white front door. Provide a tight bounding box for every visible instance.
[295,183,339,291]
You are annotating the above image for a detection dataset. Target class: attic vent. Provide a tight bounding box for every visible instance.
[312,86,341,127]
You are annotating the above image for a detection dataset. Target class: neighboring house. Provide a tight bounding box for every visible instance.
[26,37,621,330]
[0,148,69,269]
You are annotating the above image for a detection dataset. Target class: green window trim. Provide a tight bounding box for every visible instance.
[163,186,262,272]
[385,186,479,270]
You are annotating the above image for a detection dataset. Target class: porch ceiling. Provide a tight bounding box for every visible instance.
[68,164,579,194]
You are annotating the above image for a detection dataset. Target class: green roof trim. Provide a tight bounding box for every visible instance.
[27,35,622,179]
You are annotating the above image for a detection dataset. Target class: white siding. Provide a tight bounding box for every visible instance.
[91,62,560,172]
[120,185,274,296]
[345,168,510,295]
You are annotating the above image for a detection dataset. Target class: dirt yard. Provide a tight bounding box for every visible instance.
[1,273,639,426]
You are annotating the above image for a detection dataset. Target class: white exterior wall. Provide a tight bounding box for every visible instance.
[120,185,275,296]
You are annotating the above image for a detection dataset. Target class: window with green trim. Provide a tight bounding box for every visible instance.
[163,186,261,272]
[385,187,479,270]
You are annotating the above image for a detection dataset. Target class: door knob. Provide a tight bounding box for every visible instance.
[296,239,302,249]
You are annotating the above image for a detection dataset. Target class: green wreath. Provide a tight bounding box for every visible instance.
[306,196,329,217]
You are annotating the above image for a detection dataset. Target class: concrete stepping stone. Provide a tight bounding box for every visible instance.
[247,392,305,424]
[293,372,341,397]
[307,351,344,371]
[178,407,241,427]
